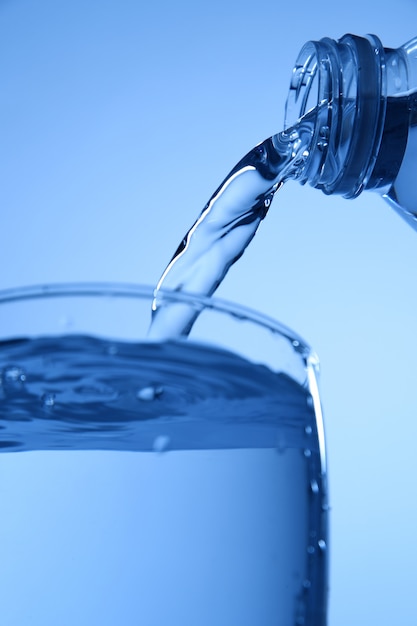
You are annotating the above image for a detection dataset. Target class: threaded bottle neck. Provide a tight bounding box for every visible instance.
[285,33,409,198]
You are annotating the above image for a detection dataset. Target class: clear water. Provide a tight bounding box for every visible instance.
[0,335,327,625]
[149,113,316,339]
[0,335,316,452]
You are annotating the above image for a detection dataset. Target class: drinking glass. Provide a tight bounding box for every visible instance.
[0,282,328,626]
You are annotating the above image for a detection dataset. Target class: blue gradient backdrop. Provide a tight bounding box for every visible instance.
[2,1,417,624]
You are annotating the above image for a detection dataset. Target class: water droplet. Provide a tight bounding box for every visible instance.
[305,424,313,435]
[41,393,56,408]
[2,365,26,385]
[304,448,312,458]
[136,385,164,401]
[310,479,320,494]
[153,435,170,453]
[319,125,329,139]
[307,545,315,554]
[318,539,327,552]
[306,396,314,408]
[292,340,300,348]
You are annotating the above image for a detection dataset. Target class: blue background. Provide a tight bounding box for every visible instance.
[2,1,417,624]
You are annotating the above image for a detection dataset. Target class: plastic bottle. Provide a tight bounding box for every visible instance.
[285,33,417,229]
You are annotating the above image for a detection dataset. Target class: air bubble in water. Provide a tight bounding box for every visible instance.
[318,539,327,552]
[305,424,313,435]
[2,365,26,385]
[310,479,320,494]
[136,385,164,401]
[317,125,330,151]
[304,448,312,458]
[153,435,170,453]
[41,393,56,408]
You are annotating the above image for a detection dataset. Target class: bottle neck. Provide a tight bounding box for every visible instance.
[285,33,410,198]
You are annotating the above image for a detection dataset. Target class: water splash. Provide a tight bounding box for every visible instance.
[149,112,316,339]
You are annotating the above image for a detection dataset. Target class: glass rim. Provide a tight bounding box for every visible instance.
[0,281,313,357]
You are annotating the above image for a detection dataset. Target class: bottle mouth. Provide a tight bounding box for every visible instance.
[285,33,390,197]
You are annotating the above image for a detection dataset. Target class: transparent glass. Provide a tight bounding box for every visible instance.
[0,282,328,626]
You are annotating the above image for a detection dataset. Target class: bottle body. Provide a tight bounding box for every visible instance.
[285,33,417,229]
